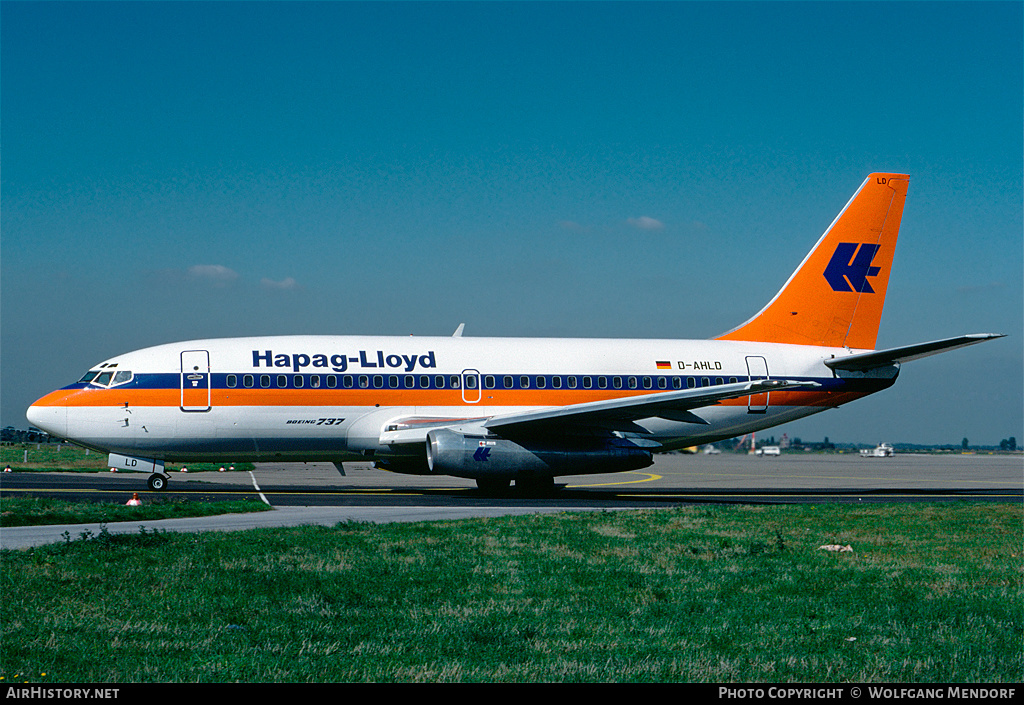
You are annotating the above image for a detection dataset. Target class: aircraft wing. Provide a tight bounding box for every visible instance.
[825,334,1005,371]
[378,379,818,446]
[481,379,818,435]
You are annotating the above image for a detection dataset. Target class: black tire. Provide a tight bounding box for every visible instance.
[516,476,556,496]
[147,473,168,491]
[476,478,511,495]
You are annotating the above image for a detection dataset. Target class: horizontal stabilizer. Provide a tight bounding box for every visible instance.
[825,334,1005,371]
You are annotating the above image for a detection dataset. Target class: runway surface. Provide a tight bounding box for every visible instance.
[2,452,1020,549]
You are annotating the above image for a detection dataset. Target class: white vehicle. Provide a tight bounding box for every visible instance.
[756,446,781,456]
[861,443,895,457]
[27,174,1002,493]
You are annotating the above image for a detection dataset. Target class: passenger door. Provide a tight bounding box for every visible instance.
[745,356,769,414]
[180,350,212,412]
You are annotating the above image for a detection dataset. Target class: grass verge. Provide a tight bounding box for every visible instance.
[1,443,253,472]
[0,495,271,527]
[1,502,1021,683]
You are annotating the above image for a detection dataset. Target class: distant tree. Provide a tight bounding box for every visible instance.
[961,437,969,450]
[1000,437,1018,451]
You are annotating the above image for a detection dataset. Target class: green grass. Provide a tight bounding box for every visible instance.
[0,495,271,527]
[1,503,1020,683]
[0,443,253,472]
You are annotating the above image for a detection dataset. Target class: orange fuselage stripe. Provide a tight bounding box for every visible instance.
[32,386,854,409]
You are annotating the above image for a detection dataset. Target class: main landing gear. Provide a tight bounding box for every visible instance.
[475,476,556,496]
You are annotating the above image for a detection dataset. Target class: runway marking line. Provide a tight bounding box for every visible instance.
[567,472,662,489]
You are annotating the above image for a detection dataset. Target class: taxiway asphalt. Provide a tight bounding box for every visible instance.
[2,452,1019,549]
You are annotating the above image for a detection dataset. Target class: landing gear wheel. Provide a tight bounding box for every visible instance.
[147,473,168,491]
[516,476,555,496]
[476,478,511,495]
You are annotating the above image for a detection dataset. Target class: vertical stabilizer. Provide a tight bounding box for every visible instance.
[716,173,909,350]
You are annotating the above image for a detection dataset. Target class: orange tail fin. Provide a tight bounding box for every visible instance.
[716,173,909,350]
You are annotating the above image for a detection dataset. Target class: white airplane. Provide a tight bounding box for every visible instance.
[26,173,1003,493]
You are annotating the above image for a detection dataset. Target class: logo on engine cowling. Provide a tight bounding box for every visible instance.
[473,446,491,461]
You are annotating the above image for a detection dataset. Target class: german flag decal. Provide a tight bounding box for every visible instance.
[656,361,671,369]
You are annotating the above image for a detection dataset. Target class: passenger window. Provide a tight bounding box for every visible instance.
[327,376,337,388]
[729,377,738,384]
[552,376,562,389]
[628,377,637,389]
[277,375,287,388]
[405,375,415,388]
[582,377,592,389]
[260,375,271,388]
[294,375,303,388]
[672,377,682,389]
[598,376,607,389]
[520,376,530,389]
[310,375,321,389]
[227,375,237,388]
[450,376,460,389]
[420,375,429,388]
[243,374,254,388]
[359,375,369,388]
[536,376,546,389]
[388,375,399,388]
[658,377,667,389]
[715,377,724,386]
[613,376,622,389]
[567,376,577,389]
[435,375,445,388]
[642,376,652,389]
[702,377,710,387]
[503,376,513,389]
[373,376,384,388]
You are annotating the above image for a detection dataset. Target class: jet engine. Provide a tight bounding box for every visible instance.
[425,428,653,480]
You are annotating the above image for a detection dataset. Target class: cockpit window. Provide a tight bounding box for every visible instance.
[81,369,134,388]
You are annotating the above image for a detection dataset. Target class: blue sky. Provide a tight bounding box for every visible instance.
[3,1,1021,445]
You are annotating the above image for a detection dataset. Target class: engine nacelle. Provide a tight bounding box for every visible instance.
[425,428,653,480]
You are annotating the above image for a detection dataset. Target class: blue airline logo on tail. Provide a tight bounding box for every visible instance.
[824,243,882,293]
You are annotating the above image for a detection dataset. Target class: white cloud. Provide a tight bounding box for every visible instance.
[627,216,664,231]
[261,276,298,291]
[558,220,589,233]
[187,264,239,285]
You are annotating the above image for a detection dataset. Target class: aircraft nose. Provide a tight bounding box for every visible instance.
[26,400,67,439]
